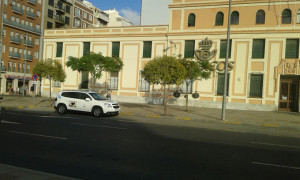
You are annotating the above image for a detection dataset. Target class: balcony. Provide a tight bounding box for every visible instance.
[26,11,36,19]
[24,40,34,47]
[12,5,24,15]
[97,12,109,23]
[9,52,22,59]
[27,0,36,5]
[75,13,81,19]
[10,36,22,44]
[54,15,65,24]
[1,66,6,72]
[3,19,41,35]
[24,54,33,61]
[62,0,73,5]
[55,4,66,13]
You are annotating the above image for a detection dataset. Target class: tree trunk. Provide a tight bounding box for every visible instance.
[49,78,52,99]
[163,84,167,116]
[186,82,189,112]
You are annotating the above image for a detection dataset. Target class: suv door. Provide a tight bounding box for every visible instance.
[77,93,93,112]
[67,92,80,111]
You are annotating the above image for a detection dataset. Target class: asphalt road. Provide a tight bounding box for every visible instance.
[1,110,300,179]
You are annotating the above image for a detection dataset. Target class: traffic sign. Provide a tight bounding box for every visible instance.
[32,81,38,84]
[32,74,38,81]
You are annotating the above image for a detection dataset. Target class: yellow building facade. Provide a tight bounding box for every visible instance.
[42,0,300,112]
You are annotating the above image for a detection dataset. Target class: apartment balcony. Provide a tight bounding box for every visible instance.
[24,54,33,61]
[62,0,73,5]
[3,19,41,35]
[1,66,6,72]
[12,5,24,15]
[24,40,34,47]
[26,11,36,19]
[27,0,36,5]
[97,12,109,23]
[55,4,66,13]
[75,13,81,19]
[10,36,22,44]
[54,15,65,24]
[9,52,22,59]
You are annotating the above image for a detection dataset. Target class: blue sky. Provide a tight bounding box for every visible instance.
[87,0,142,25]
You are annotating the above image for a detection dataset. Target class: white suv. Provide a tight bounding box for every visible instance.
[54,90,120,117]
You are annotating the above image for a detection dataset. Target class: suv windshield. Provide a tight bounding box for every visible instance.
[88,93,107,100]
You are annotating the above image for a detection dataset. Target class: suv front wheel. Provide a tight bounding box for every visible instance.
[92,107,103,117]
[57,104,67,114]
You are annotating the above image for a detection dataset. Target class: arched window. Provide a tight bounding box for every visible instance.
[188,13,195,27]
[215,12,224,26]
[282,9,292,24]
[256,10,265,24]
[297,9,300,23]
[231,11,239,25]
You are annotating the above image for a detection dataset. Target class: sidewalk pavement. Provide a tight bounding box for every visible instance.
[1,95,300,130]
[0,163,80,180]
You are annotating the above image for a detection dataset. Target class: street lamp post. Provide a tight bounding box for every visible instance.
[221,0,232,120]
[22,33,28,97]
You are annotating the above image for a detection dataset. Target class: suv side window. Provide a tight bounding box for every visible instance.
[61,92,70,97]
[78,93,88,100]
[69,92,79,99]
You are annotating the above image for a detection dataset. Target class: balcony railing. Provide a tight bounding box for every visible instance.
[27,0,36,5]
[3,19,41,35]
[26,11,35,19]
[55,3,66,13]
[62,0,73,5]
[24,40,34,47]
[12,5,24,15]
[10,36,22,44]
[1,66,6,72]
[54,15,65,24]
[24,54,33,61]
[9,52,22,59]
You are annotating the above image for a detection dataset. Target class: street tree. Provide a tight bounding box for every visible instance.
[66,52,123,89]
[179,57,214,111]
[33,59,66,99]
[143,56,186,116]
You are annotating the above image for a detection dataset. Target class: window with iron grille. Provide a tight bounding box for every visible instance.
[180,79,193,94]
[139,71,150,92]
[282,9,292,24]
[256,10,265,24]
[109,72,119,90]
[249,74,263,98]
[217,73,229,96]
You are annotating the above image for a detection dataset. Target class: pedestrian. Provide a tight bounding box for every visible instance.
[30,85,34,97]
[16,86,20,95]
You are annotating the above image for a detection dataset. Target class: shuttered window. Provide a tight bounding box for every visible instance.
[112,42,120,57]
[56,42,63,57]
[249,74,263,98]
[285,39,299,58]
[215,12,224,26]
[188,13,195,27]
[143,41,152,58]
[184,40,195,58]
[219,40,232,58]
[252,39,265,59]
[83,42,90,56]
[217,73,229,96]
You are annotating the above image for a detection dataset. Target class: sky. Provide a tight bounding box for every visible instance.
[87,0,142,25]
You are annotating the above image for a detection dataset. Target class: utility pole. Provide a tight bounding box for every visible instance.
[0,0,4,95]
[221,0,232,121]
[22,32,28,97]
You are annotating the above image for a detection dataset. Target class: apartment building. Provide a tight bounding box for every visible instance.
[44,0,74,29]
[73,0,93,28]
[0,0,43,94]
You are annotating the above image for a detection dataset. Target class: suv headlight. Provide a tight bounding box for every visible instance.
[104,103,112,108]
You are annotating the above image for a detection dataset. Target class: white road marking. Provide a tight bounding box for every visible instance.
[6,112,73,119]
[252,162,300,170]
[252,142,300,149]
[9,131,68,140]
[1,120,22,125]
[71,123,127,130]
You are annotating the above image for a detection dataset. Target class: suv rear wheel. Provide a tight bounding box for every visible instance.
[57,104,67,114]
[92,107,103,117]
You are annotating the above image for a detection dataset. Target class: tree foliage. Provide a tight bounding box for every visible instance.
[179,56,214,111]
[143,56,186,116]
[33,59,66,98]
[66,52,123,81]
